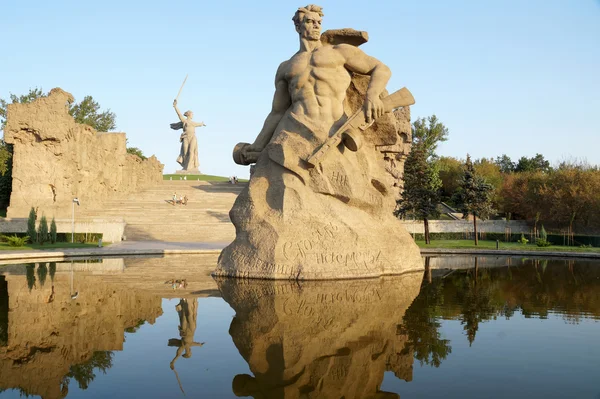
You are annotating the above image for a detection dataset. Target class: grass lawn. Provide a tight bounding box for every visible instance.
[0,242,109,251]
[163,173,248,182]
[416,239,600,253]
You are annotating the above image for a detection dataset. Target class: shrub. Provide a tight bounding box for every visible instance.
[540,225,548,241]
[27,207,37,243]
[517,234,529,245]
[38,215,49,245]
[536,238,552,247]
[50,217,57,244]
[6,235,29,247]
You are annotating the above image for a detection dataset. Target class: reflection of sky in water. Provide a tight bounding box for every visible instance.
[382,315,600,399]
[0,258,599,398]
[63,298,249,398]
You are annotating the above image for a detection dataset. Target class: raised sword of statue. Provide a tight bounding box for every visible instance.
[175,74,188,102]
[305,87,415,168]
[170,74,189,134]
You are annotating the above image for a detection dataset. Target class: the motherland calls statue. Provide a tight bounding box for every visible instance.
[168,298,204,370]
[214,4,423,280]
[171,99,205,172]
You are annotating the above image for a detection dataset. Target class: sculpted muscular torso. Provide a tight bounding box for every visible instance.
[247,5,391,154]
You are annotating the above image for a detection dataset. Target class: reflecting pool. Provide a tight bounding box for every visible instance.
[0,255,598,398]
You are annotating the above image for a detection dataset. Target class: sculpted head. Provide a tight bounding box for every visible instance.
[293,4,323,41]
[183,110,193,119]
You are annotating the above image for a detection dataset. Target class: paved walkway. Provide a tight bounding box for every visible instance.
[0,242,598,263]
[0,241,228,262]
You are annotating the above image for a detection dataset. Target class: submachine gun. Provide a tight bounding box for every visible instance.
[305,87,415,168]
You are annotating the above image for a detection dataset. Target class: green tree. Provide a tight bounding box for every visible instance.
[437,156,463,201]
[126,146,147,160]
[0,141,13,208]
[396,143,441,244]
[453,155,495,245]
[474,157,504,210]
[27,207,37,244]
[38,215,49,245]
[69,96,116,132]
[494,154,515,174]
[0,142,11,177]
[515,153,551,173]
[50,217,57,244]
[411,114,449,158]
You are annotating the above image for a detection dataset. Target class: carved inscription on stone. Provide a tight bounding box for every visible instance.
[330,170,350,187]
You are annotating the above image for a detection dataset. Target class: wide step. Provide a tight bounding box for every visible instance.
[82,180,244,242]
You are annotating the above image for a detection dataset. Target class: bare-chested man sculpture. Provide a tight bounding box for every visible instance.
[215,5,423,280]
[238,5,388,172]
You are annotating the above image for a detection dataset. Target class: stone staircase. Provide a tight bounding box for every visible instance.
[79,180,244,243]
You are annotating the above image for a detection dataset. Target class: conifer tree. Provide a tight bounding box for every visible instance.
[27,207,37,244]
[38,215,49,245]
[396,143,441,244]
[453,155,494,245]
[50,217,57,244]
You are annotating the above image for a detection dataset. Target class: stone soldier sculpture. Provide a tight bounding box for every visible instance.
[215,5,423,280]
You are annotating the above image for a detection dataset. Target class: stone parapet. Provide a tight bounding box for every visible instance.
[400,220,530,235]
[0,217,125,243]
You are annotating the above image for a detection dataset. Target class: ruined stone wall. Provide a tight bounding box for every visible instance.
[3,88,164,218]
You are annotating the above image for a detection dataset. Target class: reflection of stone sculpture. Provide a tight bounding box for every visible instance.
[168,298,204,369]
[171,99,205,172]
[217,272,423,398]
[0,264,163,398]
[215,5,423,279]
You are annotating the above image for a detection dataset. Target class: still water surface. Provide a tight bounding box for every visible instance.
[0,255,598,398]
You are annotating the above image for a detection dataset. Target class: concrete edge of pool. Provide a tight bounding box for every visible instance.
[0,242,598,264]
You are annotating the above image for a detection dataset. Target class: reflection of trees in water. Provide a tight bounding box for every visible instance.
[25,264,35,292]
[0,276,7,347]
[49,262,56,282]
[402,257,600,365]
[399,278,451,367]
[125,319,146,334]
[37,262,48,288]
[60,351,114,394]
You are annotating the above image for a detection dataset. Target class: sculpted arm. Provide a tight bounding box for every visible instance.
[249,63,291,151]
[173,99,185,123]
[337,44,391,123]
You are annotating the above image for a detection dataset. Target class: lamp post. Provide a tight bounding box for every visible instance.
[71,197,80,243]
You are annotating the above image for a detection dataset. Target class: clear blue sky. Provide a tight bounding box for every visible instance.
[1,0,599,177]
